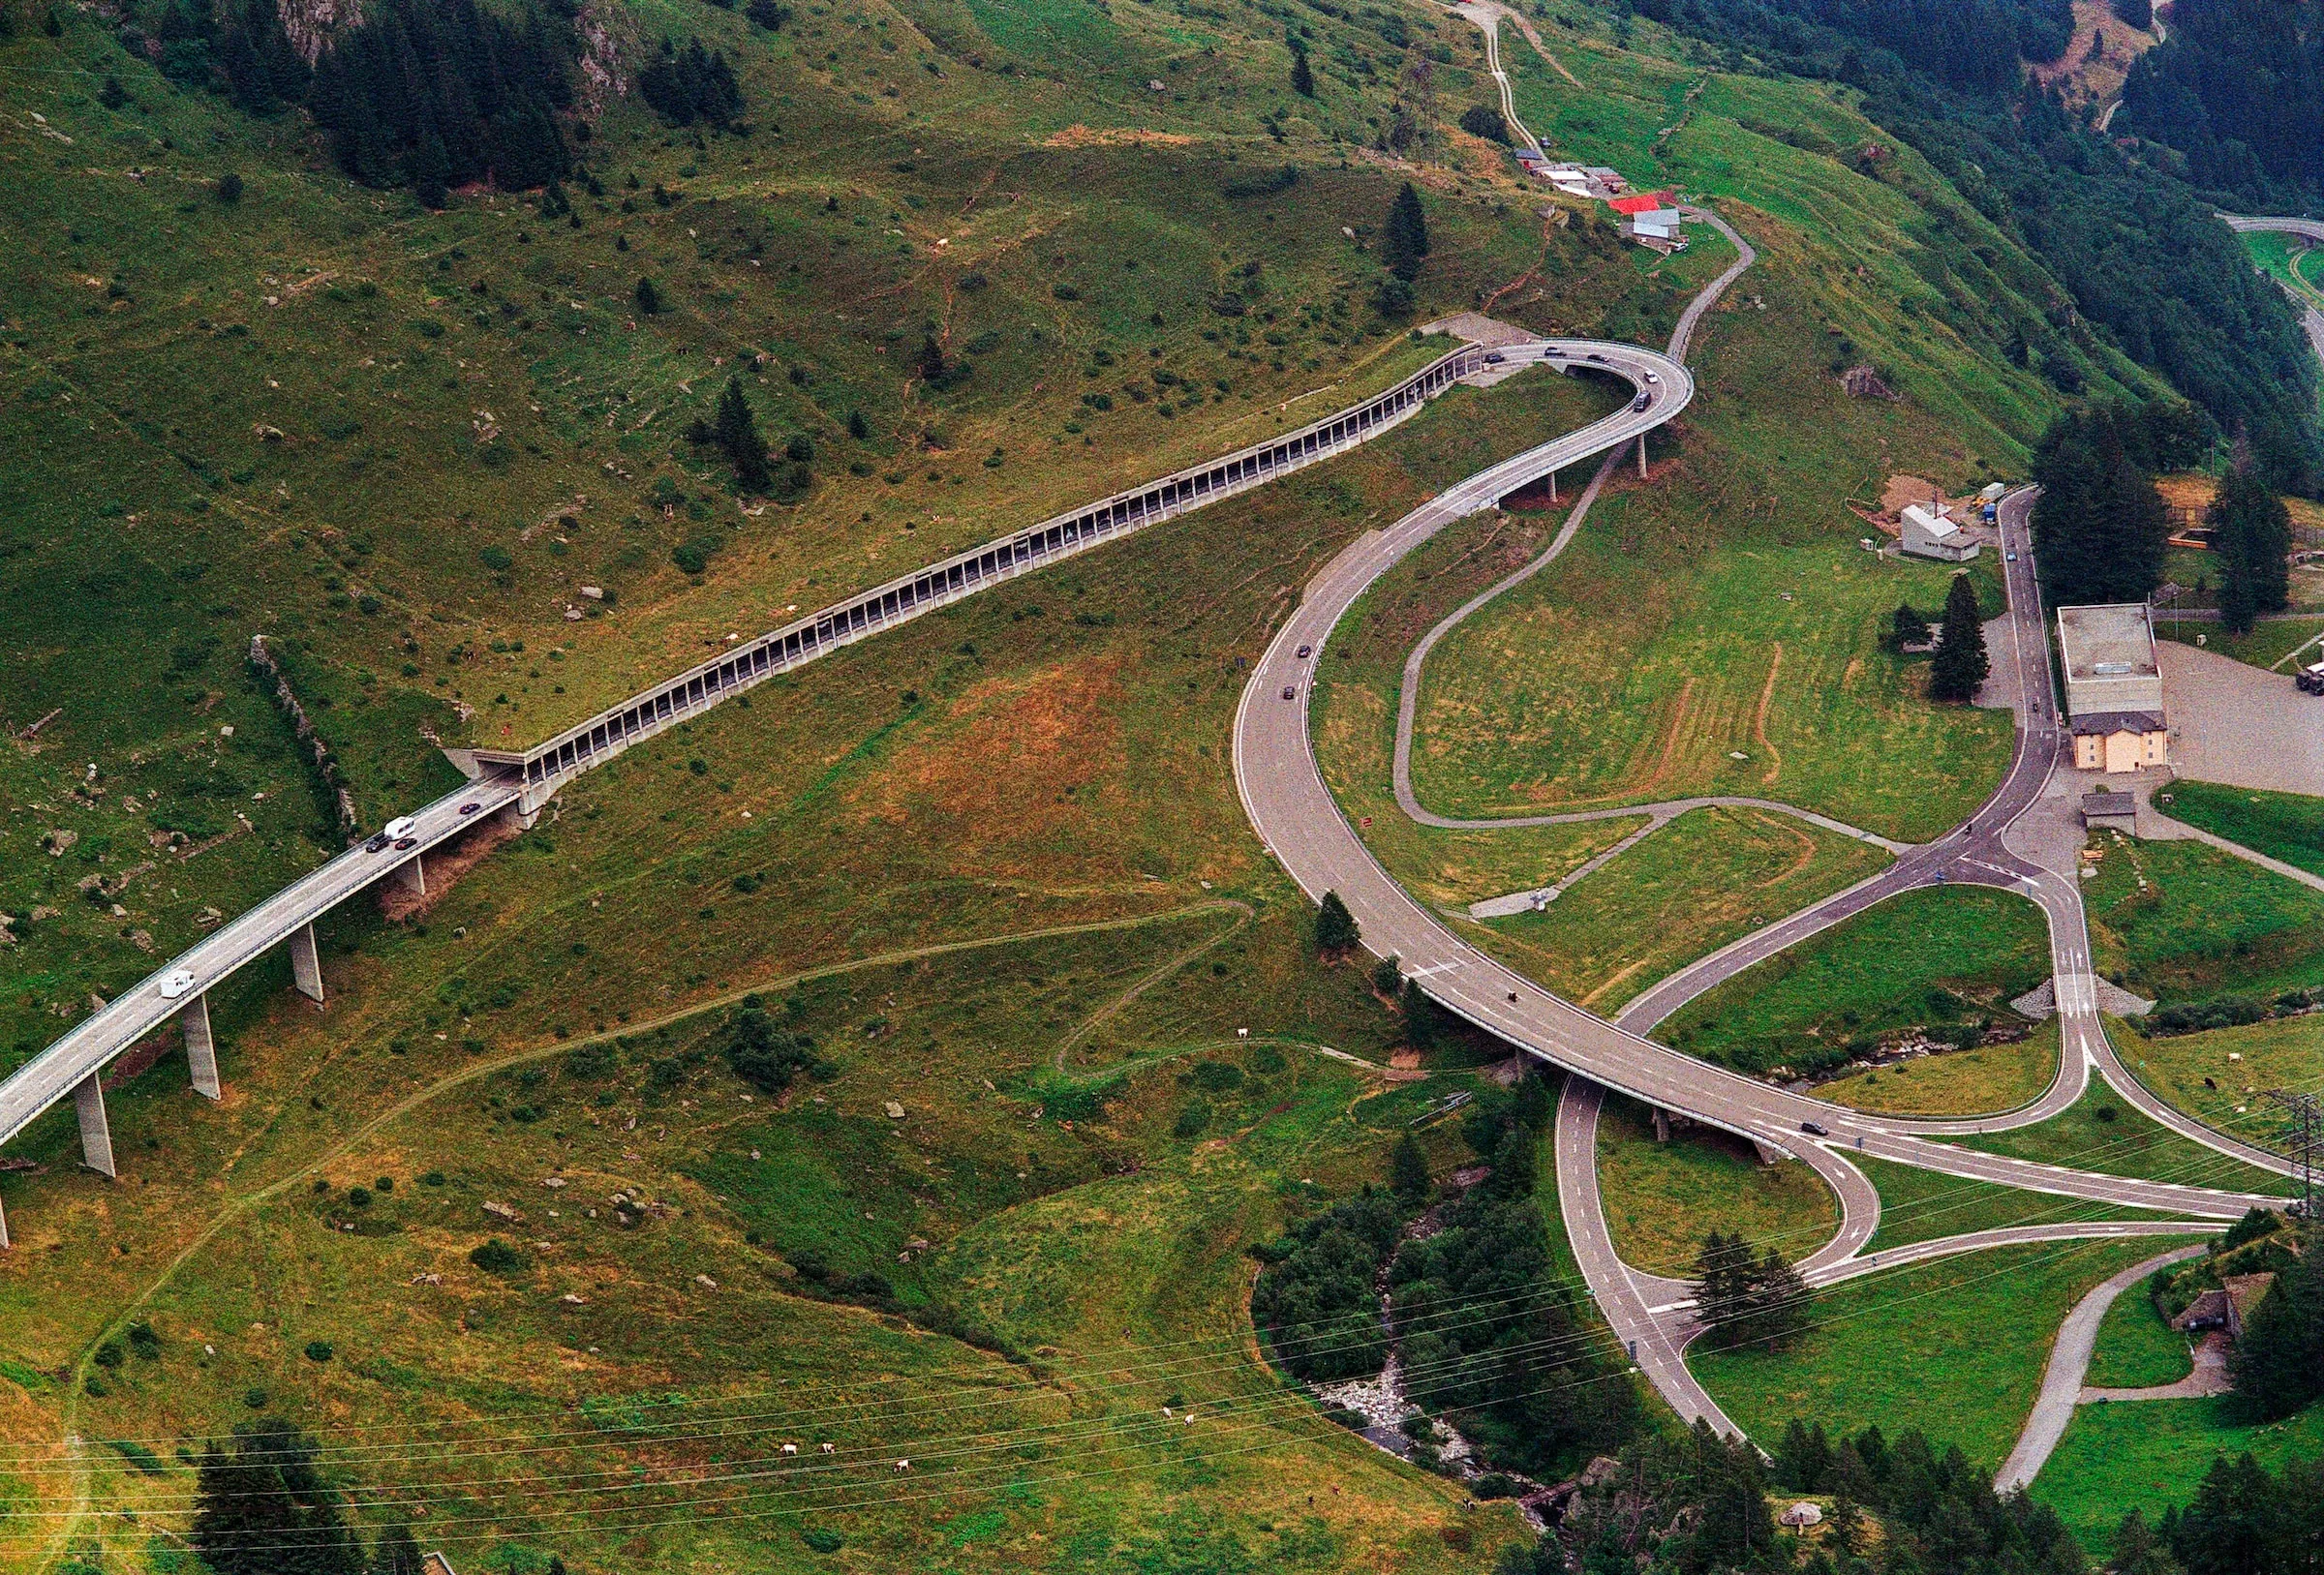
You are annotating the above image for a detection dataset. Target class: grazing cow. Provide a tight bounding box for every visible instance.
[781,1443,798,1457]
[821,1442,836,1455]
[895,1459,911,1472]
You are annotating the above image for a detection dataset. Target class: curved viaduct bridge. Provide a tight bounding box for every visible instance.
[0,326,1668,1240]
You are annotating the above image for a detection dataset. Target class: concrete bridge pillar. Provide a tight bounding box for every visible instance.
[1547,468,1559,503]
[75,1073,115,1178]
[0,1193,11,1250]
[1637,435,1648,480]
[1652,1106,1671,1142]
[289,922,324,1004]
[180,994,222,1101]
[395,852,426,896]
[1749,1137,1784,1166]
[500,800,542,833]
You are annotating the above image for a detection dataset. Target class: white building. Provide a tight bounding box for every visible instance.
[1899,502,1979,562]
[1623,209,1684,243]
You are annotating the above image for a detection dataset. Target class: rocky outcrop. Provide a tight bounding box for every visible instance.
[276,0,363,64]
[575,0,628,117]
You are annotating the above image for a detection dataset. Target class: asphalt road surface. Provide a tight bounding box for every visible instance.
[1235,220,2293,1438]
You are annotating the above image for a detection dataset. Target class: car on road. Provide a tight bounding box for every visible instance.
[383,816,417,839]
[1799,1120,1828,1136]
[1585,352,1609,364]
[1483,350,1506,364]
[1281,685,1297,700]
[364,832,393,853]
[1630,392,1652,411]
[1544,348,1566,358]
[1641,370,1660,384]
[1296,644,1313,658]
[2005,551,2017,562]
[458,802,482,816]
[392,836,418,851]
[158,968,199,1001]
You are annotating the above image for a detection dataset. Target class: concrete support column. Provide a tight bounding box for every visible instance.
[396,852,427,896]
[290,921,324,1004]
[181,994,221,1101]
[0,1192,11,1250]
[1637,434,1648,480]
[501,799,542,833]
[75,1074,116,1178]
[1652,1106,1671,1143]
[1548,468,1559,504]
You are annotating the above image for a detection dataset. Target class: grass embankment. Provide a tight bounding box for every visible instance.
[2038,1401,2324,1555]
[2082,830,2324,1007]
[12,911,1525,1572]
[1948,1084,2291,1197]
[2084,1275,2196,1388]
[1470,807,1892,1012]
[1853,1148,2186,1255]
[1593,1094,1836,1278]
[1658,886,2052,1084]
[1691,1237,2207,1471]
[2110,1013,2324,1161]
[2163,780,2324,879]
[1818,1025,2061,1119]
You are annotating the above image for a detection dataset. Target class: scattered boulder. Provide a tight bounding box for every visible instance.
[482,1200,526,1224]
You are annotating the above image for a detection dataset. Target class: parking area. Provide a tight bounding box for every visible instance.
[2157,640,2324,794]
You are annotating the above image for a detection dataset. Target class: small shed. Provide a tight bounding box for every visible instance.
[1900,503,1979,562]
[422,1555,460,1575]
[2171,1273,2276,1341]
[2080,788,2137,831]
[1625,209,1684,242]
[1780,1502,1824,1529]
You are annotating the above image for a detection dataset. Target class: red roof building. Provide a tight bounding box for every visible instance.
[1607,192,1667,215]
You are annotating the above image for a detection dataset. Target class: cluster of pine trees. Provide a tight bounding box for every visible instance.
[2029,404,2184,605]
[192,1419,428,1575]
[2116,0,2324,213]
[636,35,745,129]
[2209,450,2294,634]
[2225,1219,2323,1421]
[1385,1078,1638,1475]
[2154,1450,2324,1575]
[1689,1229,1810,1348]
[1639,0,2324,492]
[1370,183,1431,316]
[225,0,575,197]
[1254,1077,1635,1476]
[1629,0,2074,95]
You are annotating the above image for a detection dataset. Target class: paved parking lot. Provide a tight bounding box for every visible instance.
[2158,640,2324,794]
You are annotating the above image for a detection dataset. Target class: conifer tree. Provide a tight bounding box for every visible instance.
[1929,571,1990,701]
[714,377,773,493]
[2226,1225,2323,1421]
[1889,601,1931,650]
[1315,890,1359,954]
[1391,1130,1431,1201]
[2212,455,2291,635]
[1398,976,1439,1049]
[374,1524,425,1575]
[1290,44,1315,98]
[1381,183,1430,283]
[1487,1121,1537,1197]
